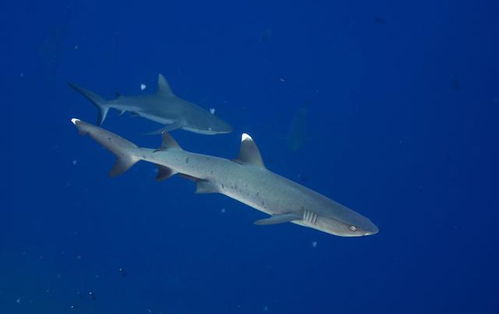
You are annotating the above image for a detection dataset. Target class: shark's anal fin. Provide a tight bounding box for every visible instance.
[235,133,265,168]
[254,213,301,225]
[195,180,219,194]
[157,74,174,96]
[156,165,176,181]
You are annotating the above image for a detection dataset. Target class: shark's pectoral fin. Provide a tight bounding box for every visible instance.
[195,180,219,194]
[156,165,176,181]
[145,121,182,135]
[254,213,301,225]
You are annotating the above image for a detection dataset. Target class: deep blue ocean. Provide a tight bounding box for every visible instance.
[2,0,499,313]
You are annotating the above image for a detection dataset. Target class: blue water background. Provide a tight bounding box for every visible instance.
[2,0,499,313]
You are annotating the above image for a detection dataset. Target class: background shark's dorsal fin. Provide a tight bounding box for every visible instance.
[156,132,181,151]
[235,133,265,168]
[157,74,174,96]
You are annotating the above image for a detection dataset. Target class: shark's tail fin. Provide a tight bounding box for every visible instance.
[68,82,109,125]
[71,118,140,177]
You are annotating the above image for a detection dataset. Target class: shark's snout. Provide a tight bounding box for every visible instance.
[360,220,379,236]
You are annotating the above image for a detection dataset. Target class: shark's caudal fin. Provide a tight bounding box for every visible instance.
[71,118,140,177]
[68,83,109,125]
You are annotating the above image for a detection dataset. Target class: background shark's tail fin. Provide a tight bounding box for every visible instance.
[71,118,140,177]
[68,82,109,125]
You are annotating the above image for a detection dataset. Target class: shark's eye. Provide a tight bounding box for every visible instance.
[348,225,358,232]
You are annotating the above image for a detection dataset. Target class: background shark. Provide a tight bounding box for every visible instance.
[71,118,378,237]
[69,74,232,135]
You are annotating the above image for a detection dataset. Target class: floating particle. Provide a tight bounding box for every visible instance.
[16,297,21,304]
[119,267,128,277]
[279,77,286,82]
[69,304,78,310]
[209,108,216,114]
[263,305,269,311]
[88,291,96,300]
[220,208,226,214]
[311,241,318,248]
[74,45,79,50]
[72,160,77,166]
[140,83,147,91]
[20,72,24,78]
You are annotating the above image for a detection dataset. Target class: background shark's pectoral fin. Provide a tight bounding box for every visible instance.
[195,180,219,194]
[156,165,176,181]
[254,213,301,225]
[145,121,182,135]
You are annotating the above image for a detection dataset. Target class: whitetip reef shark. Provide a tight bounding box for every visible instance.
[68,74,232,135]
[70,118,379,237]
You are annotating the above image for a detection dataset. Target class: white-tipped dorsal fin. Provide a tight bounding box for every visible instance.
[236,133,265,168]
[157,74,174,96]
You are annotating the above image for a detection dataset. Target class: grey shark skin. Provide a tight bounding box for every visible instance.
[68,74,232,135]
[70,118,379,237]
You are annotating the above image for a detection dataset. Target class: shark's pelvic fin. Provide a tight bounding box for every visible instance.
[254,213,301,225]
[235,133,265,168]
[157,74,174,96]
[156,165,176,181]
[195,180,219,194]
[68,82,109,125]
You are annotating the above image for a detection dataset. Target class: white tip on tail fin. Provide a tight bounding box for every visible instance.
[71,118,80,125]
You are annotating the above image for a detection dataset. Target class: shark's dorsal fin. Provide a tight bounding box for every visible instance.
[157,74,174,96]
[155,132,181,151]
[235,133,265,168]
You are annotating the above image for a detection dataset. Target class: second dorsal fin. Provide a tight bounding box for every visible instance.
[157,74,174,96]
[236,133,265,168]
[155,132,181,152]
